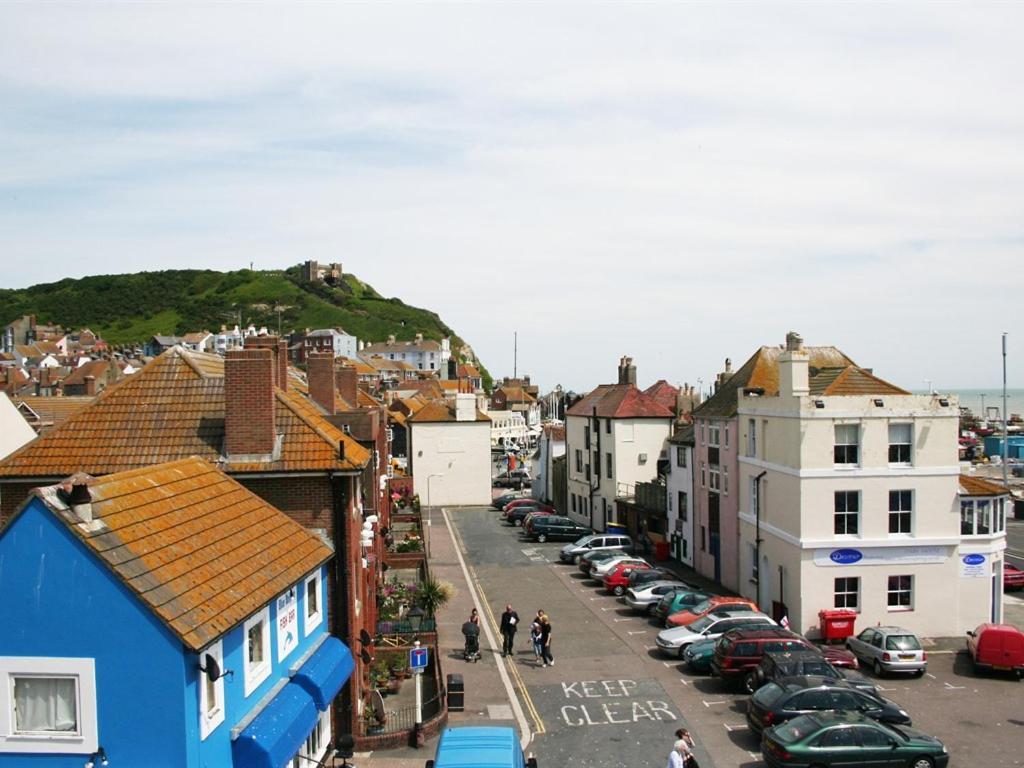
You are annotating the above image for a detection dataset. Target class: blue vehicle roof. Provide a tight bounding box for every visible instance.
[433,726,522,768]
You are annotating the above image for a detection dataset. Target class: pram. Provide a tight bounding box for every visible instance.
[462,620,481,662]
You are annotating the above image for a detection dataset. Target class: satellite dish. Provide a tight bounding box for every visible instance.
[371,689,386,718]
[360,648,373,665]
[201,653,222,682]
[359,628,373,645]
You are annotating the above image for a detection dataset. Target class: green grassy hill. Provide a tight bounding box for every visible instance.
[0,266,490,387]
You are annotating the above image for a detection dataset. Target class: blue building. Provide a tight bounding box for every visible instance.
[982,434,1024,460]
[0,457,354,768]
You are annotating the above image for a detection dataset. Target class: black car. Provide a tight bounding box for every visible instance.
[492,491,530,510]
[747,650,878,696]
[525,516,592,543]
[504,505,546,526]
[746,675,910,736]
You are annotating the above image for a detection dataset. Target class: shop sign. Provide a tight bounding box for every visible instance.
[960,553,989,578]
[814,545,946,567]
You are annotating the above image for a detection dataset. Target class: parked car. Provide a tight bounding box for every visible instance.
[492,491,530,510]
[591,554,648,580]
[711,627,812,683]
[504,506,551,526]
[652,589,715,624]
[577,549,625,574]
[746,676,910,736]
[525,516,593,543]
[966,622,1024,678]
[493,469,532,489]
[846,626,927,677]
[504,498,554,514]
[746,649,876,696]
[602,561,653,596]
[666,596,759,628]
[1004,563,1024,591]
[682,636,719,674]
[624,581,691,613]
[627,568,674,588]
[559,533,633,565]
[656,611,776,658]
[761,712,948,768]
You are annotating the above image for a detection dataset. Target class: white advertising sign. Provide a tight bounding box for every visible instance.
[276,585,299,661]
[813,545,947,567]
[959,553,989,578]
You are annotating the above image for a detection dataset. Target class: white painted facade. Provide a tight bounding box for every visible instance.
[735,347,1002,639]
[489,410,529,448]
[533,426,566,505]
[0,393,37,461]
[410,420,491,506]
[666,435,695,566]
[566,413,672,532]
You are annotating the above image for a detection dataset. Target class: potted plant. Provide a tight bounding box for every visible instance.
[416,577,454,617]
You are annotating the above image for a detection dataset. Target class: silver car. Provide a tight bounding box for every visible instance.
[845,626,927,677]
[623,581,688,613]
[655,611,775,658]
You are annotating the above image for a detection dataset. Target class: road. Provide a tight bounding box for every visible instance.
[450,505,1024,768]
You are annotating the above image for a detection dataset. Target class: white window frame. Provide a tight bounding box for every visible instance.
[292,707,332,768]
[887,423,913,466]
[888,490,913,536]
[708,424,720,448]
[243,606,272,697]
[304,570,324,636]
[747,419,757,458]
[834,577,859,610]
[834,491,860,537]
[198,640,225,740]
[0,657,97,754]
[709,466,720,491]
[834,423,860,466]
[887,575,913,611]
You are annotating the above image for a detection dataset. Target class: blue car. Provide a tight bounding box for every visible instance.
[427,726,538,768]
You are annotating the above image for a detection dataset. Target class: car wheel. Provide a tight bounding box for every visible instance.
[909,757,935,768]
[913,668,925,678]
[514,519,522,526]
[613,585,625,596]
[678,646,688,660]
[537,533,547,543]
[742,672,758,694]
[873,659,884,677]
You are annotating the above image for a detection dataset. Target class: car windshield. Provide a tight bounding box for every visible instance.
[751,682,787,707]
[689,615,716,633]
[572,536,595,547]
[690,598,714,614]
[885,635,922,651]
[772,715,821,744]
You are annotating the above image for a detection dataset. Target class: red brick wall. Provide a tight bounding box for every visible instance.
[0,481,45,524]
[243,335,288,392]
[307,352,337,415]
[224,349,276,456]
[336,366,358,410]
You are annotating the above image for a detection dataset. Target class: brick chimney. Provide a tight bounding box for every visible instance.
[307,352,336,415]
[779,331,809,398]
[336,365,358,408]
[243,335,288,392]
[84,375,96,396]
[224,348,277,459]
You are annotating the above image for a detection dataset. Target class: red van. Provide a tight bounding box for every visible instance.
[966,623,1024,678]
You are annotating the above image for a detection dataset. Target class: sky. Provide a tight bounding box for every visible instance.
[1,3,1022,395]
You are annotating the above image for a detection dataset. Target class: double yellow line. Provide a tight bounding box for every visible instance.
[448,521,546,735]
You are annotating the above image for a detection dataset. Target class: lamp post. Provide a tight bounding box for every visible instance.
[426,473,443,559]
[980,393,986,421]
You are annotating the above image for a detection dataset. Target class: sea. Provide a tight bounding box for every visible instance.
[911,388,1024,419]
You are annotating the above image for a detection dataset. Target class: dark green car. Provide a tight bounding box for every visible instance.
[681,637,718,673]
[762,712,948,768]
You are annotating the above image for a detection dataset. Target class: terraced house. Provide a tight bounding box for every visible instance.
[0,337,384,741]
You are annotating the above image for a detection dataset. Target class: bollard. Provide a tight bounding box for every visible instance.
[447,673,464,712]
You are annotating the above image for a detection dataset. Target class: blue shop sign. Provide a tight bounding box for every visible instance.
[962,554,986,566]
[829,549,863,565]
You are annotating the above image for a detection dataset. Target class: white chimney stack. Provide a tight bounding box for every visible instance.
[778,331,809,398]
[455,393,476,422]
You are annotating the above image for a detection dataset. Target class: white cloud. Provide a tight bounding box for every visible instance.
[1,2,1022,391]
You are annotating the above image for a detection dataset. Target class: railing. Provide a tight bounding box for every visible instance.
[361,686,445,735]
[376,618,437,637]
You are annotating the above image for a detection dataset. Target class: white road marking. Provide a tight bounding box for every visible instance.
[614,618,632,622]
[723,723,744,732]
[703,700,728,707]
[926,673,937,679]
[627,630,647,635]
[944,682,965,690]
[678,679,690,686]
[662,661,674,667]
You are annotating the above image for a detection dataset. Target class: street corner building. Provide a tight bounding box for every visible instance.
[0,457,355,768]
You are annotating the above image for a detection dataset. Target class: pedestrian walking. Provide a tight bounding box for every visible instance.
[673,729,698,768]
[666,738,692,768]
[499,604,520,657]
[469,608,481,629]
[539,616,554,667]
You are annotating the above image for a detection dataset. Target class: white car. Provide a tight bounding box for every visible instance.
[591,555,648,579]
[655,611,775,658]
[624,581,689,613]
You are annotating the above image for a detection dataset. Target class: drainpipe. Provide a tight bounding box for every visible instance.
[754,470,767,610]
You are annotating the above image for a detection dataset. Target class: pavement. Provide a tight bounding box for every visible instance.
[337,504,524,768]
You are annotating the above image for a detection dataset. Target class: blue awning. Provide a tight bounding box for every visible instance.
[292,635,355,710]
[233,683,318,768]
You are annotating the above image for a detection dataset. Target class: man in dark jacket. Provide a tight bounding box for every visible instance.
[499,604,520,657]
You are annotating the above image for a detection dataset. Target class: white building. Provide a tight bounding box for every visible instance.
[362,334,451,376]
[735,332,1003,639]
[0,392,37,461]
[533,424,566,505]
[565,357,675,532]
[304,328,358,360]
[409,393,491,506]
[490,410,529,449]
[666,425,695,566]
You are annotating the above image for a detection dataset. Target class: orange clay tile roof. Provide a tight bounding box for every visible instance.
[61,359,116,386]
[809,366,909,396]
[0,347,368,479]
[27,457,332,650]
[695,346,856,420]
[496,385,535,403]
[643,380,680,412]
[14,395,96,432]
[408,400,490,423]
[566,384,675,419]
[959,475,1008,496]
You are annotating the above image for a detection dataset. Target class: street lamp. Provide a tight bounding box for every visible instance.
[426,473,443,558]
[980,393,986,420]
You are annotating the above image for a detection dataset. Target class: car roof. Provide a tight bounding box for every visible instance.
[773,675,854,691]
[708,609,763,620]
[434,726,519,768]
[873,626,915,634]
[723,627,798,640]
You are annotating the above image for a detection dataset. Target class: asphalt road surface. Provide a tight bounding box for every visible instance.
[452,505,1024,768]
